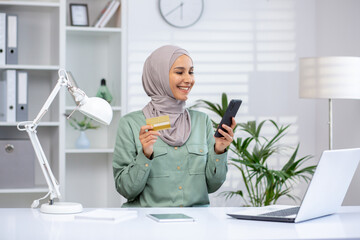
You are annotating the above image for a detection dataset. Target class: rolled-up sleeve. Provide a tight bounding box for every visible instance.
[112,117,152,201]
[204,115,228,193]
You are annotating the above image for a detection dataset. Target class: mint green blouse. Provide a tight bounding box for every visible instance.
[112,109,228,207]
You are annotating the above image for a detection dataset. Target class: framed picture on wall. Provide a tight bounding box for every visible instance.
[69,3,89,26]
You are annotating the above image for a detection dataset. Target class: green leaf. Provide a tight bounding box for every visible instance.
[195,99,223,117]
[282,144,300,172]
[221,92,228,114]
[65,115,99,131]
[255,120,266,138]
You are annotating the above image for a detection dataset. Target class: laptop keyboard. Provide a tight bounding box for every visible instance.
[260,206,300,217]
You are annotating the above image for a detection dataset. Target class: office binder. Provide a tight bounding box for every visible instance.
[3,70,16,122]
[16,71,28,121]
[0,13,6,66]
[6,14,17,64]
[0,74,6,121]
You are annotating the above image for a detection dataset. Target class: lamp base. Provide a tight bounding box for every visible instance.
[40,202,83,214]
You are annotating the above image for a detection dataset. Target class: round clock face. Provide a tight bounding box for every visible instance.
[159,0,204,28]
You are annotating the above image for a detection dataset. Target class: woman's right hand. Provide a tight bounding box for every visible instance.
[139,125,161,159]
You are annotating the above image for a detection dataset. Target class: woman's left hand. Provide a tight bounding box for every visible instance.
[214,117,236,154]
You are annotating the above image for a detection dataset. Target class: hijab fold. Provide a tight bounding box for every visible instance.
[142,45,192,146]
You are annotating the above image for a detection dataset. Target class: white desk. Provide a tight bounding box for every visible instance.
[1,206,359,240]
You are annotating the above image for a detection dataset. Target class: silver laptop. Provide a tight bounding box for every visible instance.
[227,148,360,223]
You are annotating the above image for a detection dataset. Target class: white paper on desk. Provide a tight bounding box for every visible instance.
[75,209,137,223]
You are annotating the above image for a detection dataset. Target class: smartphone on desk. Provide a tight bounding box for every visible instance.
[214,99,242,138]
[147,213,195,223]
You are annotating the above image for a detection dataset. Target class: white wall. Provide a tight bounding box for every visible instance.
[126,0,320,206]
[315,0,360,205]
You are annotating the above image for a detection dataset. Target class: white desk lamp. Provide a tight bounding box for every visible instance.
[299,56,360,149]
[17,69,113,214]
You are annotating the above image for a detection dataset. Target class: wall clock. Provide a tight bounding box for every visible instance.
[159,0,204,28]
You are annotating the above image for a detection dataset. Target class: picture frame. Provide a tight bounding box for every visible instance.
[69,4,89,26]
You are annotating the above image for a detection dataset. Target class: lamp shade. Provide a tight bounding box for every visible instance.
[299,57,360,99]
[79,97,113,125]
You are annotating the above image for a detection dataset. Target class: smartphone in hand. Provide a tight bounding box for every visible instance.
[214,99,242,138]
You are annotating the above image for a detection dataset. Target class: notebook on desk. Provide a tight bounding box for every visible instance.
[227,148,360,223]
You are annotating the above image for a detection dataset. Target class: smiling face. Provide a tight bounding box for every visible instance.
[169,55,195,101]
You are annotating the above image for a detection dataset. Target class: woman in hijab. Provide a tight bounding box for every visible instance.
[113,45,236,207]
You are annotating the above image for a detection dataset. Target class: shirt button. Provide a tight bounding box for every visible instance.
[177,166,181,170]
[179,186,182,190]
[200,149,203,153]
[174,147,178,150]
[216,159,219,162]
[145,163,149,167]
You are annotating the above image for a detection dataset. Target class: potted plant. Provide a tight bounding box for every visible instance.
[194,93,317,206]
[65,115,99,149]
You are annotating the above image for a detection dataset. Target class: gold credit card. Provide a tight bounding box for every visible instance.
[146,115,171,131]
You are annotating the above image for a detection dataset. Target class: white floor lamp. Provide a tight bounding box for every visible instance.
[17,69,113,214]
[299,56,360,150]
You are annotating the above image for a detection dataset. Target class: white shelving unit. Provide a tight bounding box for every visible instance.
[0,0,62,206]
[0,0,127,208]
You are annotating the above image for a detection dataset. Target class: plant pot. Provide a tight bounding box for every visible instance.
[76,131,90,149]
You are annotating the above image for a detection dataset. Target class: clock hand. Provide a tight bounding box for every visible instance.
[180,2,183,20]
[165,2,184,17]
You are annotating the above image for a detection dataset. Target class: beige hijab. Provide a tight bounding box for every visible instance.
[142,45,192,147]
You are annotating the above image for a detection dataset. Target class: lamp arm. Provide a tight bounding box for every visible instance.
[26,126,61,201]
[33,74,68,125]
